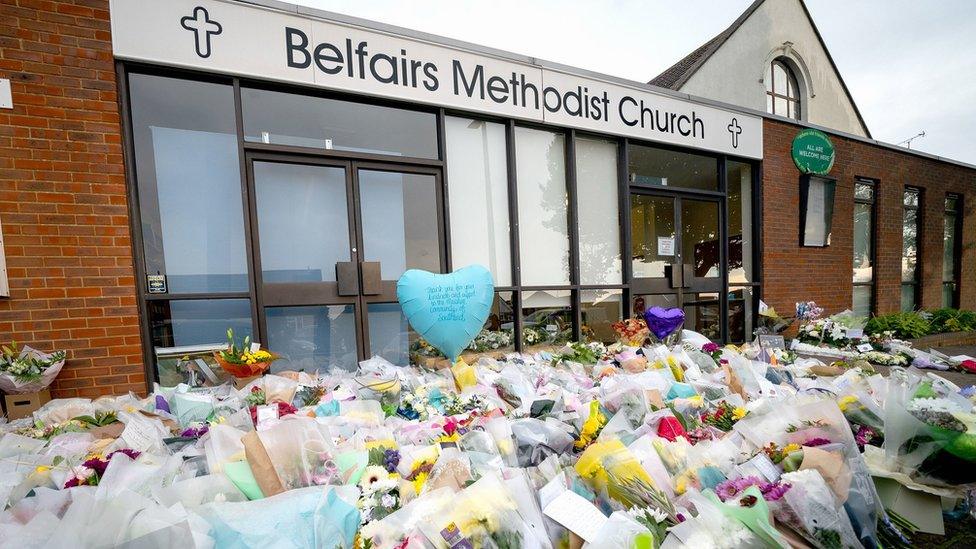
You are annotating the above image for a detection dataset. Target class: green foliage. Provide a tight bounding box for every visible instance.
[864,312,932,340]
[928,308,976,334]
[73,411,118,427]
[865,308,976,339]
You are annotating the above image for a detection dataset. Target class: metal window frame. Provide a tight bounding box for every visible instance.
[118,61,764,386]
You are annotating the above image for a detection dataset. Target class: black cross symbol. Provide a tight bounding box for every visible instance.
[727,117,742,149]
[181,6,222,59]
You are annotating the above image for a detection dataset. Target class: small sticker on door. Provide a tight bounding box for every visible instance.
[147,274,167,294]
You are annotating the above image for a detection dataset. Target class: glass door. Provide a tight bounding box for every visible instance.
[247,154,443,371]
[630,191,724,340]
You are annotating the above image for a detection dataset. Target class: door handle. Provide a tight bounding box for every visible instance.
[360,261,382,295]
[336,262,359,296]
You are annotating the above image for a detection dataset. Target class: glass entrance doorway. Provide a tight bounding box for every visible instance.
[248,154,443,371]
[630,191,724,340]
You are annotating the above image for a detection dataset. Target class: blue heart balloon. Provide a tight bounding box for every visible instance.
[396,265,495,362]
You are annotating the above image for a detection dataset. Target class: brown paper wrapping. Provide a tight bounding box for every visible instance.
[242,430,285,497]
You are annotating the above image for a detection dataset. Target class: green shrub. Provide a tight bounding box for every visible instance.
[865,312,932,340]
[928,308,976,333]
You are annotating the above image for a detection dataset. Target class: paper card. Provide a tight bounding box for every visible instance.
[846,328,864,339]
[657,236,675,256]
[748,453,781,482]
[758,300,769,313]
[856,343,874,353]
[249,341,261,353]
[543,489,608,543]
[255,405,278,428]
[758,335,785,350]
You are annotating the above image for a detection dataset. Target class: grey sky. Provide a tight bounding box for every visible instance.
[293,0,976,164]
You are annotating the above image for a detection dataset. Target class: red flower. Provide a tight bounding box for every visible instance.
[961,360,976,373]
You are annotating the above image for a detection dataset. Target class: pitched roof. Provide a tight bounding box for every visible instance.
[648,0,871,137]
[649,0,765,90]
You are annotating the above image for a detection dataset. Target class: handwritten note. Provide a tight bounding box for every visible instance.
[543,489,608,543]
[427,283,476,322]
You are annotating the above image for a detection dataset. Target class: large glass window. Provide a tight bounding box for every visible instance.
[727,161,754,284]
[265,305,358,372]
[901,188,921,311]
[853,179,876,317]
[630,195,676,279]
[148,299,253,385]
[581,289,623,344]
[129,74,248,293]
[576,137,622,285]
[515,127,570,286]
[943,195,962,308]
[628,144,718,191]
[521,289,573,348]
[444,117,512,285]
[254,162,350,283]
[359,170,441,281]
[241,87,438,158]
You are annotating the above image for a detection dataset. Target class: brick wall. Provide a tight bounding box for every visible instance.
[0,0,145,398]
[762,118,976,317]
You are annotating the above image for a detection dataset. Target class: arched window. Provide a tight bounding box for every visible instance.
[766,59,801,120]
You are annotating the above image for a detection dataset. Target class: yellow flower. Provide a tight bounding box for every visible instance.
[675,475,688,495]
[732,407,747,420]
[574,401,606,449]
[783,443,801,454]
[411,471,429,493]
[838,395,858,412]
[34,465,50,474]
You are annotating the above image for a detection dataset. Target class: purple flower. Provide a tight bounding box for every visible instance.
[715,476,791,502]
[802,437,831,447]
[702,342,720,354]
[180,425,209,438]
[383,449,401,473]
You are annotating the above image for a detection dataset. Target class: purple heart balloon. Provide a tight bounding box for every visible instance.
[643,306,685,340]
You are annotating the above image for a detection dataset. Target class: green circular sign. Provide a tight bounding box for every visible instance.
[791,129,835,175]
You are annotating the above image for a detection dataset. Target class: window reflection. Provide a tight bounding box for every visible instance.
[727,161,753,284]
[582,289,622,344]
[266,305,358,372]
[515,127,570,286]
[682,199,720,279]
[631,195,675,278]
[242,88,438,158]
[628,144,718,190]
[521,290,572,348]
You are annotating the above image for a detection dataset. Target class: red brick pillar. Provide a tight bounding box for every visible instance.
[0,0,145,398]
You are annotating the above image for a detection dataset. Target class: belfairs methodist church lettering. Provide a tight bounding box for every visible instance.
[108,0,762,158]
[284,28,707,139]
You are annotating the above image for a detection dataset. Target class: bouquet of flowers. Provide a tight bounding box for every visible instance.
[0,342,66,393]
[797,317,850,347]
[700,401,748,432]
[213,329,278,378]
[467,329,514,353]
[773,468,863,549]
[611,317,650,346]
[884,372,976,486]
